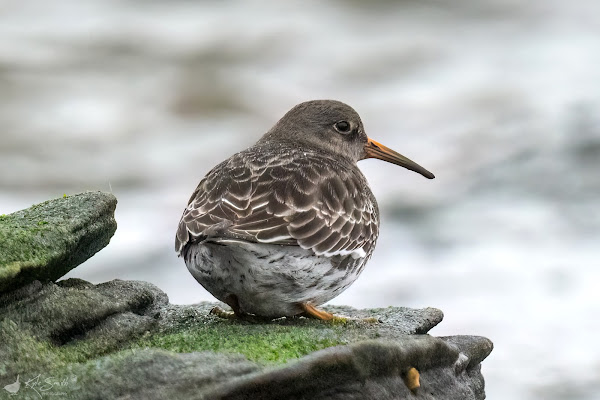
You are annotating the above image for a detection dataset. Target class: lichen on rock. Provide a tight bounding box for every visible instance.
[0,279,492,399]
[0,192,117,293]
[0,193,493,399]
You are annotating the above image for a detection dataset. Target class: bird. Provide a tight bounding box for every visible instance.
[175,100,434,321]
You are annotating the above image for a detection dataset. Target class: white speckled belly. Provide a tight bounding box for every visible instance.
[184,239,365,317]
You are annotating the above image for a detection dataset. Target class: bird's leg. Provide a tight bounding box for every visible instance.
[210,306,238,319]
[210,294,273,323]
[299,303,379,324]
[210,294,243,319]
[300,303,335,320]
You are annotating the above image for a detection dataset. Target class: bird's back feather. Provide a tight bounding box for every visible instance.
[175,143,379,260]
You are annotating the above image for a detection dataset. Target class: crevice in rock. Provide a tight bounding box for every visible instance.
[0,281,44,310]
[48,291,161,346]
[49,312,118,346]
[128,291,156,317]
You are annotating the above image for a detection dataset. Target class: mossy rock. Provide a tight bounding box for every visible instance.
[0,192,117,293]
[0,279,492,399]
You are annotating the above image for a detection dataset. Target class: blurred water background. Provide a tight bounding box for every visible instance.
[1,1,599,398]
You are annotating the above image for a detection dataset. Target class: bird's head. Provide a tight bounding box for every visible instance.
[260,100,435,179]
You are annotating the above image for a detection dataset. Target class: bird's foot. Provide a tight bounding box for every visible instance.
[299,303,379,324]
[403,367,420,392]
[209,306,237,320]
[299,303,335,320]
[211,294,260,322]
[209,306,273,323]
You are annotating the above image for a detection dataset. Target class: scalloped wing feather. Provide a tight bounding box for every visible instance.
[175,146,379,259]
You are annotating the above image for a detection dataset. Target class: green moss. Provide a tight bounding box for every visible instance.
[0,220,55,282]
[132,322,345,364]
[0,213,55,266]
[0,319,63,377]
[0,322,344,381]
[52,340,117,365]
[0,192,117,292]
[2,319,345,379]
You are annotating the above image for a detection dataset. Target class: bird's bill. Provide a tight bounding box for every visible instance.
[364,138,435,179]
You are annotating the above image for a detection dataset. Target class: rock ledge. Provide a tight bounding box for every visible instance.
[0,192,117,293]
[0,193,492,399]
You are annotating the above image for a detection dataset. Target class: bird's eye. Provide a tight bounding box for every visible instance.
[334,121,351,134]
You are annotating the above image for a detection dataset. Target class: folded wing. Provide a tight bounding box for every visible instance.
[175,147,379,260]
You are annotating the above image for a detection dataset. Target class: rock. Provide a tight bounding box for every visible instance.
[0,192,492,398]
[0,279,493,399]
[0,192,117,293]
[61,350,261,400]
[207,337,492,400]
